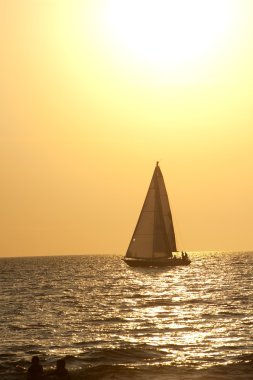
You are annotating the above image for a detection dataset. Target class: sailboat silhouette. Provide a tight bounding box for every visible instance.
[124,162,190,267]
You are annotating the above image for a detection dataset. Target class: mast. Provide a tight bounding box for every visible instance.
[154,162,177,255]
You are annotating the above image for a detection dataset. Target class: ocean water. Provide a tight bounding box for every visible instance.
[0,252,253,380]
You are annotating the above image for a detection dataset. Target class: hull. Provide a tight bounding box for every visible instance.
[123,257,191,268]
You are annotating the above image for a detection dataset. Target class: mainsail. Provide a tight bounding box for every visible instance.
[126,162,176,259]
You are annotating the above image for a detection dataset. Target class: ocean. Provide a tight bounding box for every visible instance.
[0,252,253,380]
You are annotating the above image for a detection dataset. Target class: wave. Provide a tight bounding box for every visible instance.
[3,350,253,380]
[6,360,253,380]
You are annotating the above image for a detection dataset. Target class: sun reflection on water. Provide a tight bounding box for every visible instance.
[2,253,253,370]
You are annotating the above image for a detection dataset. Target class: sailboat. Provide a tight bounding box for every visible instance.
[124,162,190,267]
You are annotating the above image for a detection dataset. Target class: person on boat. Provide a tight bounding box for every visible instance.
[182,252,189,261]
[27,356,44,380]
[52,359,70,379]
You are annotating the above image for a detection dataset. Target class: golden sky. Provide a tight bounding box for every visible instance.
[1,0,253,256]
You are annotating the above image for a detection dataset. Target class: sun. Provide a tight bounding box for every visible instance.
[101,0,234,69]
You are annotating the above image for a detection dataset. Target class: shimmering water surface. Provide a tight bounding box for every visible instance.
[1,252,253,379]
